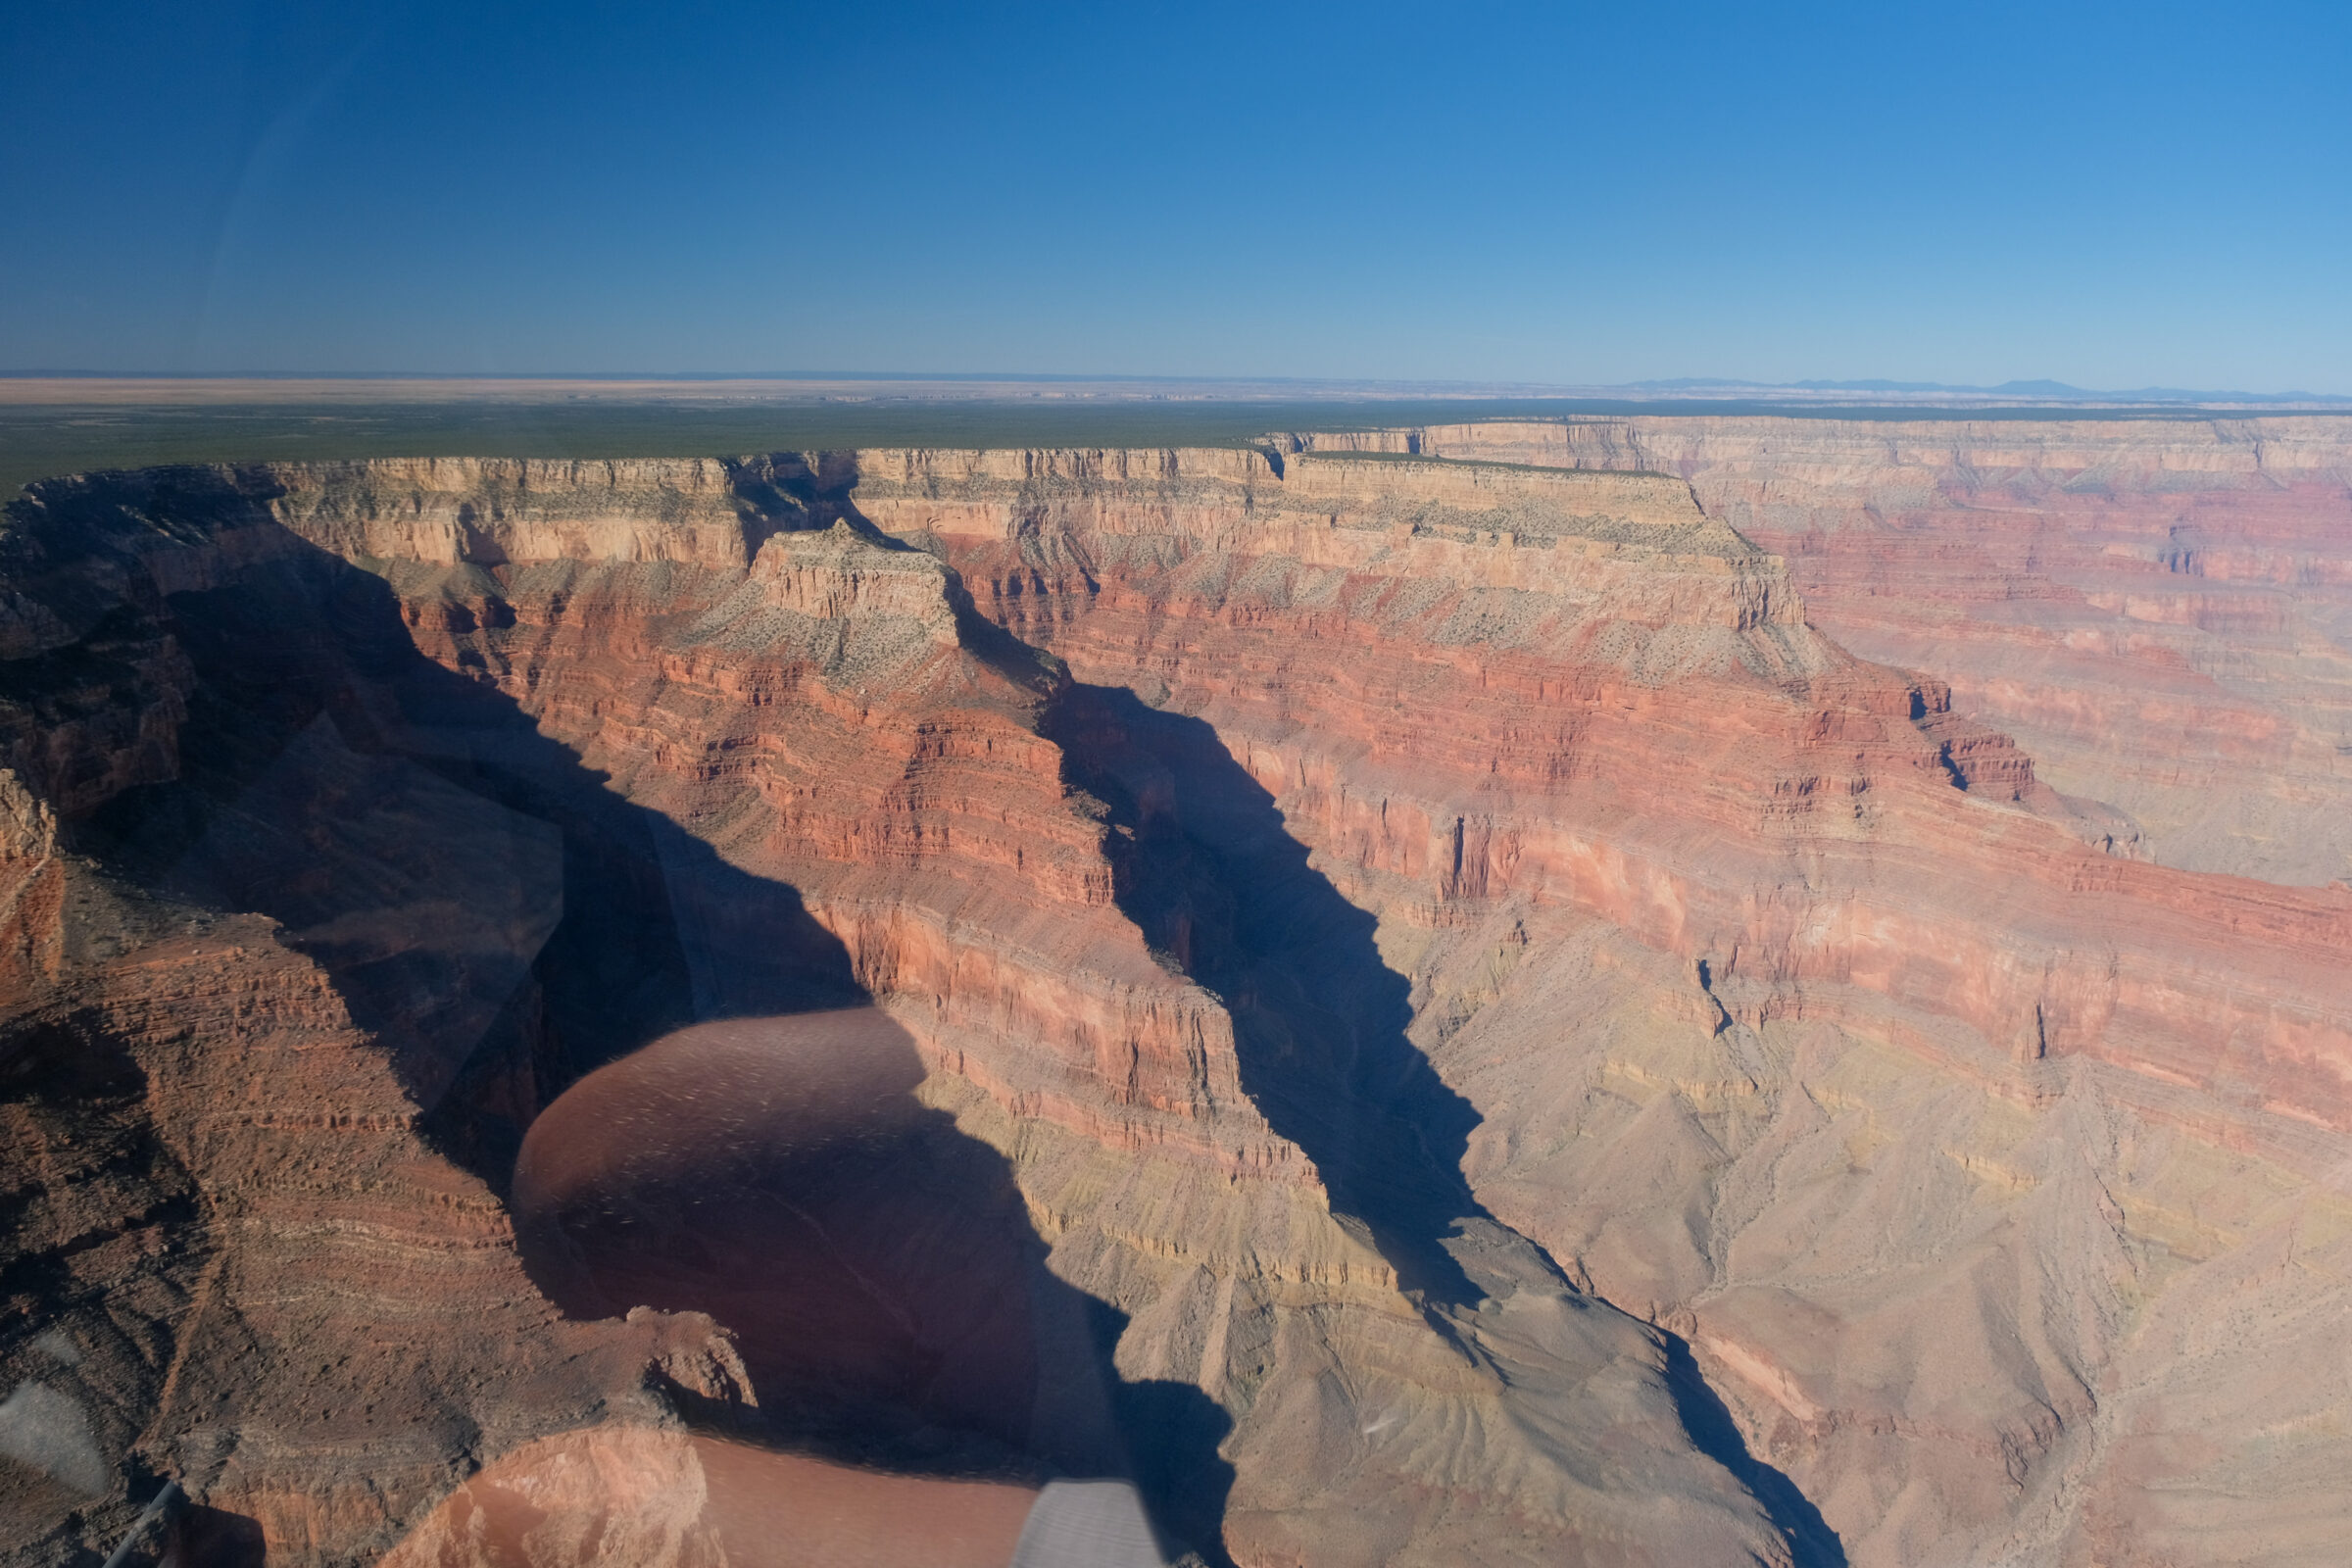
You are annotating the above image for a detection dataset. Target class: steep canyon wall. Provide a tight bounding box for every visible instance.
[4,432,2349,1568]
[1301,417,2352,888]
[0,458,1790,1568]
[863,438,2352,1568]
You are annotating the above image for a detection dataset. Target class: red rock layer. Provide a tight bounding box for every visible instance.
[1307,417,2352,887]
[306,459,1790,1568]
[866,442,2352,1566]
[868,446,2352,1135]
[2,461,1793,1568]
[0,468,772,1565]
[370,516,1256,1164]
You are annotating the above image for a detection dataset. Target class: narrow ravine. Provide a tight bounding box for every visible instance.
[1054,681,1847,1567]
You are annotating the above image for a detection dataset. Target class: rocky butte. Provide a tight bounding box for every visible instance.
[2,419,2349,1567]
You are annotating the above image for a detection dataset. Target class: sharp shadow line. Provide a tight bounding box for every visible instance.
[1052,682,1495,1311]
[15,465,1236,1562]
[1053,680,1843,1565]
[1662,1333,1848,1567]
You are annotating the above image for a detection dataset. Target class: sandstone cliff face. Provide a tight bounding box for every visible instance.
[309,456,1792,1568]
[1305,417,2352,888]
[872,440,2352,1568]
[0,460,1790,1567]
[10,436,2350,1568]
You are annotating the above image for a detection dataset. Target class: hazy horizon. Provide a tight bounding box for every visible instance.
[4,370,2347,403]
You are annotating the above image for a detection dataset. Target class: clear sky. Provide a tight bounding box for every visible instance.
[4,0,2346,390]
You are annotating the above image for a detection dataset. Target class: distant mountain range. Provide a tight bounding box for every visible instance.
[1622,377,2352,404]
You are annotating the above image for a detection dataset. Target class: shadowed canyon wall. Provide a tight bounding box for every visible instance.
[862,438,2352,1568]
[4,433,2350,1568]
[0,466,776,1564]
[0,458,1790,1568]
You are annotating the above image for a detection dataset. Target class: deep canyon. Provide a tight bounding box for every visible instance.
[4,415,2351,1567]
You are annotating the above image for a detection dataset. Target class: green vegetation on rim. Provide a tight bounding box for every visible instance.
[7,396,2343,500]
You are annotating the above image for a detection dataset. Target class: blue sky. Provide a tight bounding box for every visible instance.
[3,0,2346,389]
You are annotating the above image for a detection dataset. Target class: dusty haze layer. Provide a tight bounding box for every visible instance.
[3,428,2350,1568]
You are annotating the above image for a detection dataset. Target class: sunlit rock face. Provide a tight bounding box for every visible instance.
[1305,416,2352,888]
[4,435,2350,1568]
[875,438,2352,1568]
[0,459,1787,1568]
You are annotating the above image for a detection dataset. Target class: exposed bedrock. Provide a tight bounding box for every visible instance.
[11,439,2352,1566]
[0,466,855,1564]
[1300,417,2352,888]
[0,460,1796,1567]
[1051,680,1841,1564]
[869,441,2352,1568]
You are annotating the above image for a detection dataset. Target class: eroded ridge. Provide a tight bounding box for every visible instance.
[2,459,1797,1568]
[869,439,2352,1568]
[1299,416,2352,887]
[11,439,2352,1567]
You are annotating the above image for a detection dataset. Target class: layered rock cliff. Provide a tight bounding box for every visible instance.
[0,459,1791,1567]
[868,439,2352,1568]
[7,433,2350,1568]
[0,466,760,1565]
[1299,417,2352,888]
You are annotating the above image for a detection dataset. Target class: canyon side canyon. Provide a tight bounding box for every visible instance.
[3,415,2351,1568]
